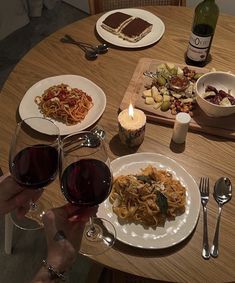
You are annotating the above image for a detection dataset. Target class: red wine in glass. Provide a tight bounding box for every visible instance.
[60,130,116,255]
[61,159,112,206]
[11,145,58,189]
[9,117,60,230]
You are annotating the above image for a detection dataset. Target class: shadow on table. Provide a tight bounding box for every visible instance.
[109,134,141,157]
[111,224,197,258]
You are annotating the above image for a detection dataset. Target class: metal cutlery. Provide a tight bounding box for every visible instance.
[199,177,210,259]
[63,128,105,154]
[62,34,109,54]
[60,34,108,60]
[91,126,106,140]
[143,71,159,80]
[210,177,232,258]
[61,35,97,60]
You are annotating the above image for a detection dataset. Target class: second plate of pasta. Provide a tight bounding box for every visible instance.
[19,75,106,135]
[97,152,200,249]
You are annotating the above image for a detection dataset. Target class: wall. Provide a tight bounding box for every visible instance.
[63,0,235,16]
[187,0,235,16]
[62,0,89,13]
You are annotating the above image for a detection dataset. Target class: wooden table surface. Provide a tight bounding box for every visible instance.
[0,6,235,283]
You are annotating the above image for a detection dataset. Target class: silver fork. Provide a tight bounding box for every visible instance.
[199,177,210,259]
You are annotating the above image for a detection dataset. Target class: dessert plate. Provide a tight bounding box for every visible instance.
[96,8,165,48]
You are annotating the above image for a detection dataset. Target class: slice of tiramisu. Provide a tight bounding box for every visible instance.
[101,12,134,35]
[119,17,153,42]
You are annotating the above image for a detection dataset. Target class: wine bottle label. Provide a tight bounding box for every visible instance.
[187,32,212,62]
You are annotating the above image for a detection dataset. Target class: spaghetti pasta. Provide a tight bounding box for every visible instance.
[35,83,93,125]
[109,165,186,228]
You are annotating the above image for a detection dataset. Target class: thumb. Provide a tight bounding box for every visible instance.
[42,210,60,240]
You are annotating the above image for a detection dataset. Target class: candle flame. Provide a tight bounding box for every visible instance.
[128,103,134,119]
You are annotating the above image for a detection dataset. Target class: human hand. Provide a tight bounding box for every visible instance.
[0,173,42,217]
[42,204,97,272]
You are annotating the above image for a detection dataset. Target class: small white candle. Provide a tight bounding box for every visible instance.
[172,112,191,144]
[118,104,146,147]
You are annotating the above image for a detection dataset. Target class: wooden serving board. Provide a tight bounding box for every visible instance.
[120,58,235,140]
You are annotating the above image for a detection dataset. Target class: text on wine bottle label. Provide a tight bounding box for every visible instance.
[187,32,212,61]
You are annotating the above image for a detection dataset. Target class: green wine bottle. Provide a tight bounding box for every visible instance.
[185,0,219,67]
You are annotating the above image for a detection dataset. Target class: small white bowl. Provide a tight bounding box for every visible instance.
[195,71,235,117]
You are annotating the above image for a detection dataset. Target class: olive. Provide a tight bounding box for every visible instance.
[194,73,204,80]
[170,67,178,75]
[160,101,170,112]
[157,75,166,86]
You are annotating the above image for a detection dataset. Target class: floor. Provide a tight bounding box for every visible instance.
[0,1,88,90]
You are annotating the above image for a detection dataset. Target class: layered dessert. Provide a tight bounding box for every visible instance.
[101,12,134,34]
[119,17,153,42]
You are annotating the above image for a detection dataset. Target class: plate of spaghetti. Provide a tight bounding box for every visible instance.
[19,75,106,135]
[97,152,200,249]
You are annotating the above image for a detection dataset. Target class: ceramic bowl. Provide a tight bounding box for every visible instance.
[195,71,235,117]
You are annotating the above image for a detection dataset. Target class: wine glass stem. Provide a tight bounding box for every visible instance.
[86,217,102,239]
[87,217,97,237]
[28,187,44,211]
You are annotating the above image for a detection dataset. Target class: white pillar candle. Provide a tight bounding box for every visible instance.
[118,105,146,147]
[172,112,191,144]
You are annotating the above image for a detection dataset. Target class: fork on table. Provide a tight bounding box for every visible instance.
[199,177,210,259]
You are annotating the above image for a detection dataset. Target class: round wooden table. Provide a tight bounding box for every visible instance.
[1,6,235,283]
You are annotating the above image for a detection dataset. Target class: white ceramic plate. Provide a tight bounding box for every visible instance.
[19,75,106,135]
[97,152,200,249]
[96,8,165,48]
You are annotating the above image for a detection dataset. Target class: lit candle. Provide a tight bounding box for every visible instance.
[118,104,146,147]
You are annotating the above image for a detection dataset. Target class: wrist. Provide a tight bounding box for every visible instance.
[31,260,66,283]
[42,259,66,282]
[45,256,68,274]
[46,250,75,274]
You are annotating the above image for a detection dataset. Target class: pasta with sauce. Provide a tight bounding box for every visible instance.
[35,83,93,125]
[109,165,186,228]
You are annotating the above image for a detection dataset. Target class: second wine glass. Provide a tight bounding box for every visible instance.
[60,130,116,255]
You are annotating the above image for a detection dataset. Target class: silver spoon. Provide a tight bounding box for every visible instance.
[91,127,105,140]
[82,132,101,148]
[61,35,108,58]
[79,41,108,54]
[95,43,108,54]
[210,177,232,257]
[64,132,101,154]
[60,37,97,60]
[83,48,98,60]
[62,38,108,54]
[63,34,108,54]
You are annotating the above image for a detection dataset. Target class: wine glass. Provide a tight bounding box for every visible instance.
[60,130,116,255]
[9,117,60,230]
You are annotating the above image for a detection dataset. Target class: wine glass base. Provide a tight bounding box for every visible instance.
[79,217,116,256]
[10,195,53,231]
